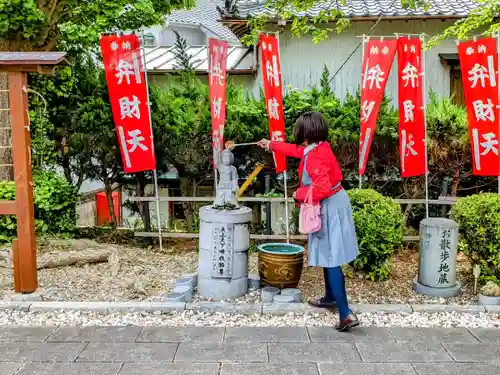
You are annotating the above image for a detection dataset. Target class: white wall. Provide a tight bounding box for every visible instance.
[252,19,459,106]
[161,25,206,45]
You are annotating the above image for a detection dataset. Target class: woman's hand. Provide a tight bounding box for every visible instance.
[257,138,270,149]
[292,191,297,200]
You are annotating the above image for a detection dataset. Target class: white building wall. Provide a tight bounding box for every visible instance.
[161,25,206,45]
[251,19,459,106]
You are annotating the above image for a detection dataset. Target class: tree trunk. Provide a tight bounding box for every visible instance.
[103,177,117,226]
[451,167,461,197]
[180,176,195,233]
[37,249,111,269]
[135,173,151,232]
[0,72,13,180]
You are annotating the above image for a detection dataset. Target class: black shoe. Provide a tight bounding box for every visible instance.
[336,312,360,332]
[308,296,337,308]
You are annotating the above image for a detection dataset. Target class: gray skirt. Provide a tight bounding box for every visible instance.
[307,189,359,268]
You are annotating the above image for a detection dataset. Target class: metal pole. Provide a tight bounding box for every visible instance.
[274,31,290,243]
[497,32,500,193]
[283,171,290,243]
[359,35,367,190]
[141,29,163,250]
[421,34,430,218]
[265,174,272,235]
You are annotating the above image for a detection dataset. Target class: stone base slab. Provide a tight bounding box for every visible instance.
[412,277,462,297]
[197,276,248,300]
[0,301,494,315]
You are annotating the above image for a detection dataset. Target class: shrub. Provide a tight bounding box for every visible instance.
[347,189,404,280]
[449,193,500,282]
[0,170,77,243]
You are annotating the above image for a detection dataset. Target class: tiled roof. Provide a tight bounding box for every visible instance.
[0,52,67,65]
[168,0,239,42]
[231,0,477,19]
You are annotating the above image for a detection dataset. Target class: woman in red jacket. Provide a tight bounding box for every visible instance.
[258,111,359,331]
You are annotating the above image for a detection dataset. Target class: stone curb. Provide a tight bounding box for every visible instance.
[0,301,498,315]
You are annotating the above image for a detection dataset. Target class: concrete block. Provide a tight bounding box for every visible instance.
[281,288,301,302]
[261,286,280,303]
[106,302,185,313]
[263,303,328,315]
[197,277,248,300]
[273,295,295,303]
[248,274,260,289]
[186,302,262,315]
[411,304,486,313]
[412,277,462,298]
[185,273,198,288]
[485,305,500,313]
[3,289,43,302]
[351,303,413,314]
[29,302,109,313]
[0,301,31,311]
[173,286,193,303]
[176,277,194,288]
[160,293,185,302]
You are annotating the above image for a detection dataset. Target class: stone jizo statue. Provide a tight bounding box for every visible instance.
[214,149,239,208]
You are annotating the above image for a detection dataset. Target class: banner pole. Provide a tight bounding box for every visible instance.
[141,29,163,251]
[359,35,367,190]
[275,31,290,243]
[421,34,430,218]
[497,32,500,194]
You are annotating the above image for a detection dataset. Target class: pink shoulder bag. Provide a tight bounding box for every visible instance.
[299,187,321,234]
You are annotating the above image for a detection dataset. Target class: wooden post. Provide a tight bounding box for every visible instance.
[0,51,67,295]
[8,71,37,293]
[11,239,20,292]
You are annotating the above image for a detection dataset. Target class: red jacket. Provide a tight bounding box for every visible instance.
[269,141,343,203]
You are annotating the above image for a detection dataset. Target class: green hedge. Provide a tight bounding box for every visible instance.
[347,189,405,280]
[450,193,500,283]
[0,170,77,243]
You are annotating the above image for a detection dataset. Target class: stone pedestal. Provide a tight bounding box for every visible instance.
[197,205,252,300]
[413,218,461,297]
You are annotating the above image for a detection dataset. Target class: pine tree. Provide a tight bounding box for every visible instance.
[172,30,197,71]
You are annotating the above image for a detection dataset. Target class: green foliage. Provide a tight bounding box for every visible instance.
[172,30,200,71]
[450,193,500,283]
[347,189,405,280]
[150,74,268,177]
[239,0,495,47]
[30,54,121,192]
[0,0,193,51]
[426,91,468,143]
[33,170,77,235]
[0,170,77,243]
[428,0,500,47]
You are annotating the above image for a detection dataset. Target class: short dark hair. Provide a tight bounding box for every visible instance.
[293,111,329,146]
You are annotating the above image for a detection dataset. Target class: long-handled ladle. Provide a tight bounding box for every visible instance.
[225,140,259,150]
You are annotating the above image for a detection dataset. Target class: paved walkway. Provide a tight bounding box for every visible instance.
[0,326,500,374]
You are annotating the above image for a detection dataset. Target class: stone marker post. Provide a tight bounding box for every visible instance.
[198,206,252,300]
[197,149,252,300]
[412,218,461,297]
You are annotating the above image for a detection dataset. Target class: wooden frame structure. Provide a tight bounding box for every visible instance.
[0,52,67,293]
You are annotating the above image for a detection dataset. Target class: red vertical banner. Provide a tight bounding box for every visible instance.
[359,39,397,176]
[100,34,156,174]
[260,34,286,173]
[208,38,228,167]
[458,37,500,176]
[397,37,426,177]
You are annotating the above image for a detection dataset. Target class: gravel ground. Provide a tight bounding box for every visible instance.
[0,239,476,305]
[0,310,499,327]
